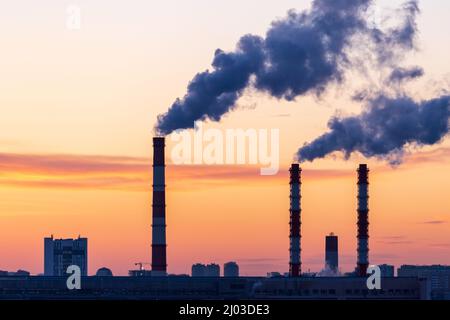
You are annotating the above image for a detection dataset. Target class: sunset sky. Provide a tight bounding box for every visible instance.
[0,0,449,276]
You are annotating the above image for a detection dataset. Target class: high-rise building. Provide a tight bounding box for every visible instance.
[224,262,239,277]
[206,264,220,277]
[325,233,338,273]
[192,263,206,277]
[44,235,88,276]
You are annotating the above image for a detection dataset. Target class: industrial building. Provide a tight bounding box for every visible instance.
[206,264,220,277]
[95,268,113,277]
[44,235,88,276]
[289,164,301,277]
[356,164,370,276]
[398,265,450,299]
[0,275,428,300]
[224,262,239,277]
[0,270,30,277]
[191,264,220,277]
[379,264,395,277]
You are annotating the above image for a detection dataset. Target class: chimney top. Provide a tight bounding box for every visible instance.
[290,163,301,172]
[153,136,165,146]
[358,164,368,171]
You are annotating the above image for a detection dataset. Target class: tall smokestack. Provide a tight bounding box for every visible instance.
[289,164,301,277]
[152,137,167,276]
[356,164,369,276]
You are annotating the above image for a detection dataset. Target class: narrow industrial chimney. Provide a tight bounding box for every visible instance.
[152,137,167,276]
[356,164,369,277]
[289,164,301,277]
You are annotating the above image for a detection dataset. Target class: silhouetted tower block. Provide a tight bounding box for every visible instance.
[325,233,339,273]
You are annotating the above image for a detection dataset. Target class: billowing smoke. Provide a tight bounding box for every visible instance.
[156,35,265,135]
[297,95,450,164]
[388,66,424,84]
[370,0,420,65]
[156,0,419,135]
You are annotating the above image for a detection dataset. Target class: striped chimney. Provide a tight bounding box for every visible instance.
[289,164,301,277]
[152,137,167,276]
[356,164,369,277]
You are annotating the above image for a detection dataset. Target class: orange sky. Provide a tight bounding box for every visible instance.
[0,147,449,275]
[0,0,449,276]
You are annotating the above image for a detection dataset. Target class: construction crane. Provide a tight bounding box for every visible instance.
[134,262,150,271]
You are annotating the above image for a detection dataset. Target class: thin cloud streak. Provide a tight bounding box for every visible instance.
[0,153,148,175]
[1,147,450,191]
[0,152,352,191]
[421,220,447,225]
[403,147,450,166]
[428,243,450,248]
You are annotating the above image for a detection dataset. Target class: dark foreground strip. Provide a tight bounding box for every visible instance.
[0,300,445,318]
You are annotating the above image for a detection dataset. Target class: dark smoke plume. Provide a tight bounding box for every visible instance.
[297,95,450,164]
[369,0,420,65]
[388,66,424,84]
[156,0,419,135]
[156,35,265,135]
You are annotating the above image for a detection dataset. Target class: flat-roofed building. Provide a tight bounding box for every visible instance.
[44,235,88,276]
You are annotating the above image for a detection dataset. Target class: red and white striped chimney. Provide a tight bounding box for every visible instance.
[152,137,167,276]
[356,164,369,277]
[289,164,301,277]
